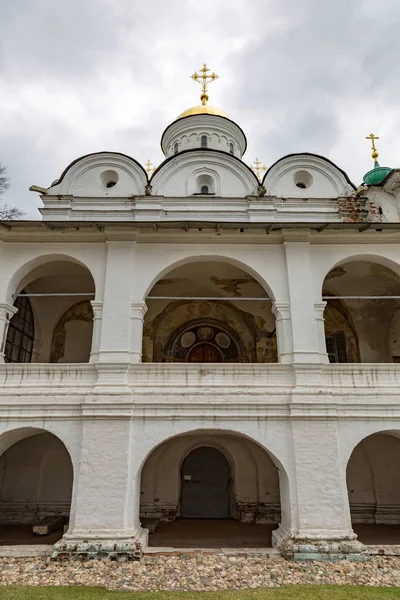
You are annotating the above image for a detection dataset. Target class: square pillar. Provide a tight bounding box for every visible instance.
[53,418,147,560]
[272,302,293,364]
[129,302,147,363]
[282,231,329,363]
[273,419,366,560]
[89,301,103,363]
[97,241,135,363]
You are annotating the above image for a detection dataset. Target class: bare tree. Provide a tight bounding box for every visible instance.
[0,163,25,220]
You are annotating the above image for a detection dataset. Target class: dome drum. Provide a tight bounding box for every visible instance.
[161,114,247,159]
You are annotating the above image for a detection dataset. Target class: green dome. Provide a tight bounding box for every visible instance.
[363,162,392,186]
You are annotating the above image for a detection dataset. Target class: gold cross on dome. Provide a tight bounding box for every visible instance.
[250,158,268,181]
[144,159,156,177]
[191,63,219,106]
[366,133,380,162]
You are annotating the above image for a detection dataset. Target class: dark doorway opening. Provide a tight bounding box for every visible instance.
[180,447,231,519]
[187,343,223,363]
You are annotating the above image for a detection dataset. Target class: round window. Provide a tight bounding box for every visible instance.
[99,169,119,189]
[293,170,313,190]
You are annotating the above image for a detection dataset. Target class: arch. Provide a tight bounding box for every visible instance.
[262,152,356,190]
[48,151,148,197]
[0,427,75,470]
[321,256,400,362]
[0,427,74,538]
[139,428,286,534]
[148,308,256,363]
[142,254,275,302]
[346,431,400,539]
[343,428,400,468]
[6,253,97,305]
[150,148,259,194]
[319,253,400,293]
[189,167,220,196]
[138,428,288,497]
[165,317,244,363]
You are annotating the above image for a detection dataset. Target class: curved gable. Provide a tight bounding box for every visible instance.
[49,152,148,197]
[151,149,258,197]
[263,153,356,198]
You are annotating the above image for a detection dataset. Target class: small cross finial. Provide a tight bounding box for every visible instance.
[145,159,157,177]
[366,133,380,163]
[250,158,268,181]
[191,63,219,106]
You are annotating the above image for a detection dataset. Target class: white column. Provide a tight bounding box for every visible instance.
[282,230,326,363]
[129,302,147,363]
[98,241,134,363]
[55,418,148,559]
[274,419,366,560]
[0,303,17,362]
[272,302,293,364]
[314,301,329,362]
[89,301,103,363]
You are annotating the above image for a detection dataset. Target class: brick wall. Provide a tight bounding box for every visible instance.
[338,195,382,223]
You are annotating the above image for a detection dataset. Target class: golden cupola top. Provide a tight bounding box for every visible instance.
[177,63,230,120]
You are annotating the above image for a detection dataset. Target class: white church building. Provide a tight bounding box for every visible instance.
[1,65,400,561]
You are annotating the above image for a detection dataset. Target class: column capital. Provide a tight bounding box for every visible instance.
[131,301,148,320]
[90,300,103,318]
[314,301,327,313]
[271,301,290,319]
[0,303,18,319]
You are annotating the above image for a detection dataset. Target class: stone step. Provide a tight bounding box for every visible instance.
[141,518,160,533]
[32,516,66,536]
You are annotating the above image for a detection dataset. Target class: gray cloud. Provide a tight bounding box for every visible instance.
[1,0,400,217]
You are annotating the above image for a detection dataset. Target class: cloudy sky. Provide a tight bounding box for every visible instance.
[0,0,399,217]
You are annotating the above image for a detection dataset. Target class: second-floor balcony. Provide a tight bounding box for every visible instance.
[0,363,400,415]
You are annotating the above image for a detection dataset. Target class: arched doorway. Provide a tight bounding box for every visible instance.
[181,447,231,518]
[140,430,283,548]
[0,429,73,545]
[347,432,400,545]
[187,343,223,363]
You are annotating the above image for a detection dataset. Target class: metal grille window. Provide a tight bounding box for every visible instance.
[326,332,347,363]
[5,294,34,363]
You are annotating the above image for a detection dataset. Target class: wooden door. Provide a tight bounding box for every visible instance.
[187,343,223,363]
[180,447,231,519]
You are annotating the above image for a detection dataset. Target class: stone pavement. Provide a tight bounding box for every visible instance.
[1,554,400,592]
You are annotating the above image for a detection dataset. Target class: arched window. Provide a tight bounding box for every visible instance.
[194,173,216,195]
[5,294,35,363]
[201,135,208,148]
[174,142,179,155]
[229,142,234,155]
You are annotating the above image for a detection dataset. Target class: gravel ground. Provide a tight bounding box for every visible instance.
[1,554,400,592]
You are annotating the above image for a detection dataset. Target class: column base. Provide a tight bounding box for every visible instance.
[272,525,368,561]
[51,525,149,561]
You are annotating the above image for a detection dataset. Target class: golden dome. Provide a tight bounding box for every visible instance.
[177,104,230,119]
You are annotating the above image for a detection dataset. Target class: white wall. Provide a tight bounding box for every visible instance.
[0,432,73,524]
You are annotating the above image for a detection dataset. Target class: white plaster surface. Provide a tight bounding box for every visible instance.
[1,109,400,559]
